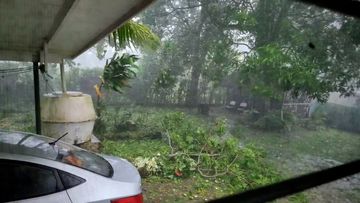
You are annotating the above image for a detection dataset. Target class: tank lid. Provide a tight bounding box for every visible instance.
[44,91,83,97]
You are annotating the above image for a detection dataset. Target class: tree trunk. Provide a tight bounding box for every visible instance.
[185,0,208,106]
[209,88,215,104]
[186,67,201,106]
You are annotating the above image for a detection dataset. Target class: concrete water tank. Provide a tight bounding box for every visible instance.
[41,91,96,144]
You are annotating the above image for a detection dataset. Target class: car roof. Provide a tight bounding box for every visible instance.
[0,130,59,160]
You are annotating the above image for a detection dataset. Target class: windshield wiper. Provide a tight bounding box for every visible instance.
[49,132,68,146]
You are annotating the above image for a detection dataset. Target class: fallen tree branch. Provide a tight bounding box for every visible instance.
[164,130,174,154]
[197,154,239,178]
[198,168,228,178]
[169,152,221,158]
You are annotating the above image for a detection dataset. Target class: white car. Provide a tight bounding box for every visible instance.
[0,130,143,203]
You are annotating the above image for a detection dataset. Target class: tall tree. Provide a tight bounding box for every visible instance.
[236,0,360,112]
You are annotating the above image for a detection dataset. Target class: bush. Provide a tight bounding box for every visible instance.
[313,103,360,133]
[253,110,296,131]
[93,101,108,136]
[93,118,107,136]
[94,107,165,140]
[243,109,261,122]
[302,110,326,130]
[113,111,135,131]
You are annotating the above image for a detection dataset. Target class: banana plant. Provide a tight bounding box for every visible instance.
[93,20,159,120]
[112,20,160,50]
[96,20,160,59]
[95,20,159,97]
[95,53,138,98]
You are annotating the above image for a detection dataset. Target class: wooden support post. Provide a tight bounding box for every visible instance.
[33,61,41,134]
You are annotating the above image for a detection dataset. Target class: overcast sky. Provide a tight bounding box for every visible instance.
[73,48,114,68]
[73,46,139,69]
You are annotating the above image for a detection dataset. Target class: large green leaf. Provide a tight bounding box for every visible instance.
[113,20,160,50]
[102,53,139,93]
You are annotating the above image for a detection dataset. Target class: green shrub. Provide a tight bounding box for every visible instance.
[253,110,296,131]
[113,111,138,132]
[94,107,165,140]
[302,110,326,130]
[243,109,261,122]
[313,103,360,133]
[93,102,108,136]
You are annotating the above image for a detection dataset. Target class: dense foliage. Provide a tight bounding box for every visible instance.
[313,103,360,133]
[98,53,139,94]
[101,108,280,192]
[1,1,359,202]
[253,110,297,131]
[111,0,360,112]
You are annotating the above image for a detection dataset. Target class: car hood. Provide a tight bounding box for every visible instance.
[101,155,141,184]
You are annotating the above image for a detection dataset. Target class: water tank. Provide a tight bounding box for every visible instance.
[41,91,96,144]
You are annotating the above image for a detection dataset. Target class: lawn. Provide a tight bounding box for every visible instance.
[100,139,238,202]
[1,107,359,202]
[234,125,360,174]
[97,106,359,203]
[101,139,307,203]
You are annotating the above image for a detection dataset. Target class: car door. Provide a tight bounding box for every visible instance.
[0,160,71,203]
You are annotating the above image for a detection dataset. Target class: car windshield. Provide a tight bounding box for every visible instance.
[0,131,113,177]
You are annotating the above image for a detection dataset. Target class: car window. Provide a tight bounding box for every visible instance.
[58,170,86,189]
[0,131,114,177]
[56,142,114,177]
[0,161,59,202]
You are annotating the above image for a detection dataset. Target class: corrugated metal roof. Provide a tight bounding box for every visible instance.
[0,0,154,63]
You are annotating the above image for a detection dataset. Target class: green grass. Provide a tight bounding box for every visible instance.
[101,139,237,202]
[3,106,359,203]
[101,139,170,161]
[235,125,360,164]
[99,106,360,202]
[0,112,35,132]
[101,138,310,203]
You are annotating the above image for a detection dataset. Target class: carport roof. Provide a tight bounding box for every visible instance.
[0,0,155,63]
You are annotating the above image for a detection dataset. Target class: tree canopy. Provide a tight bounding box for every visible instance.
[116,0,360,110]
